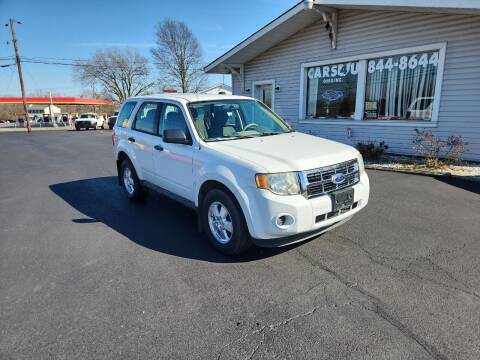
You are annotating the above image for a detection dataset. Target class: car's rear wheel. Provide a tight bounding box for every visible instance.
[202,189,252,255]
[120,160,148,202]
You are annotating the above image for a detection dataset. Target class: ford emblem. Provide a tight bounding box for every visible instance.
[331,173,346,185]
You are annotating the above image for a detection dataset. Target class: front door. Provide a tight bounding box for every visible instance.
[153,103,194,202]
[253,81,274,109]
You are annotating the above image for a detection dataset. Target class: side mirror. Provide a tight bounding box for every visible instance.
[163,129,192,145]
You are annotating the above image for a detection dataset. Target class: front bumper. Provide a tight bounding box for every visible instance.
[251,216,351,247]
[244,172,370,244]
[75,121,96,128]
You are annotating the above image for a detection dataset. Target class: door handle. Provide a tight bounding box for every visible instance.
[154,144,164,151]
[128,137,135,143]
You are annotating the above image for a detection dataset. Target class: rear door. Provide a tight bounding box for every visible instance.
[129,101,161,183]
[152,102,194,201]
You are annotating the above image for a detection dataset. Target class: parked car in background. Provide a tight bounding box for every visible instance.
[406,97,433,120]
[113,94,370,255]
[107,115,117,130]
[75,113,105,130]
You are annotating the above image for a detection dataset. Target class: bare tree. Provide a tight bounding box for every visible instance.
[151,18,206,93]
[76,48,155,103]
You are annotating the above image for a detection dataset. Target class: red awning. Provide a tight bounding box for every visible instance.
[0,97,114,105]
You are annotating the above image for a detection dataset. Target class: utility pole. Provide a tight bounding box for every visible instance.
[8,18,31,132]
[49,91,57,128]
[91,83,96,113]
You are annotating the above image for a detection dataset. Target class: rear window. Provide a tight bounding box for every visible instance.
[116,101,137,128]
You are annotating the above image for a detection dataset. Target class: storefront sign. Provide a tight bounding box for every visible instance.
[367,52,439,74]
[307,62,359,84]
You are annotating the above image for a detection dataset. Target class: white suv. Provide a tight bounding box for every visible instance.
[75,113,105,130]
[113,94,369,255]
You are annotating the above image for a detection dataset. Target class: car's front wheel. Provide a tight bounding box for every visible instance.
[120,160,148,202]
[202,189,252,255]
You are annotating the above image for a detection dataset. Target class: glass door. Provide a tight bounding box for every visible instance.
[253,81,274,109]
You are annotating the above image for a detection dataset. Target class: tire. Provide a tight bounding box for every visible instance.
[202,189,252,255]
[75,127,80,131]
[120,159,148,202]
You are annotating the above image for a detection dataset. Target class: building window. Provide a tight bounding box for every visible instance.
[306,61,358,119]
[301,44,445,124]
[364,51,439,121]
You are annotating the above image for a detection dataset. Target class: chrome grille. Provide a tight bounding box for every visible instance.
[303,159,359,199]
[76,121,91,126]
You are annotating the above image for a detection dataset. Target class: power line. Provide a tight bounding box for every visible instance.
[22,55,88,61]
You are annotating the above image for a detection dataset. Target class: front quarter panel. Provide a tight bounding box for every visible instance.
[193,146,266,236]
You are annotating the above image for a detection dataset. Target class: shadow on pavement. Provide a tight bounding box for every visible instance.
[50,176,293,263]
[436,176,480,195]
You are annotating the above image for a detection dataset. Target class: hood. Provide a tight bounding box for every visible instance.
[206,132,359,173]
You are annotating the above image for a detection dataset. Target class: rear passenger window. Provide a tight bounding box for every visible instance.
[116,101,137,128]
[158,104,190,138]
[133,102,159,134]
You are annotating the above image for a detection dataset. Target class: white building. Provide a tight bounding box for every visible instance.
[205,0,480,161]
[200,84,232,95]
[27,104,62,121]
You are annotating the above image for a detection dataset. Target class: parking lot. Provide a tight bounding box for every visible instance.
[1,130,479,359]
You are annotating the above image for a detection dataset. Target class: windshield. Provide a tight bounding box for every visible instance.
[188,99,292,142]
[80,114,95,119]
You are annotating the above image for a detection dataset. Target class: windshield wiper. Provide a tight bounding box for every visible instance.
[258,132,282,137]
[205,135,256,142]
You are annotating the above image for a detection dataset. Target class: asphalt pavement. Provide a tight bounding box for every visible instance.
[1,130,479,359]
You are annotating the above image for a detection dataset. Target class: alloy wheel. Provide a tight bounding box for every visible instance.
[208,201,233,244]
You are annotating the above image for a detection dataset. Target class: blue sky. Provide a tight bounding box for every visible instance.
[0,0,298,96]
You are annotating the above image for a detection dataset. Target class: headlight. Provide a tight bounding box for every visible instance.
[255,172,301,195]
[357,153,365,174]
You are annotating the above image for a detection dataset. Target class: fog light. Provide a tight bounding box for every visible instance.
[274,213,295,230]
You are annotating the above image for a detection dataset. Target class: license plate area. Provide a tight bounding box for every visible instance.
[330,187,354,211]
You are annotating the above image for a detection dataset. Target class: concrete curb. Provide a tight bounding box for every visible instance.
[366,165,480,183]
[0,127,72,132]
